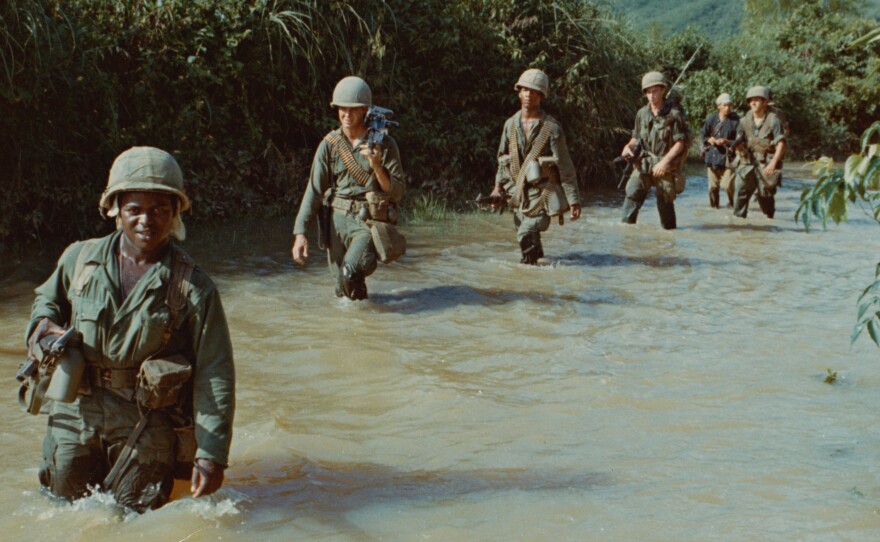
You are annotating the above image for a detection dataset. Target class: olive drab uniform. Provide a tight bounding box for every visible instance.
[621,104,688,229]
[732,110,785,219]
[27,231,235,511]
[495,111,580,263]
[293,128,405,298]
[700,110,740,208]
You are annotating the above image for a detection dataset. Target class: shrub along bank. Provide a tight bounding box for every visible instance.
[1,0,877,249]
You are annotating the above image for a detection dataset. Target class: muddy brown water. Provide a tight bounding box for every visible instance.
[1,168,879,541]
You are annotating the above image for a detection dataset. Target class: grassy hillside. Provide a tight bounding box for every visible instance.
[604,0,880,35]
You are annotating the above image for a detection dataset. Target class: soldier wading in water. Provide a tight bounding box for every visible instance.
[732,85,786,219]
[619,71,688,230]
[489,68,582,264]
[25,147,235,511]
[292,76,405,299]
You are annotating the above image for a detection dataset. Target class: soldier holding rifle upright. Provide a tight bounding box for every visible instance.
[619,71,688,230]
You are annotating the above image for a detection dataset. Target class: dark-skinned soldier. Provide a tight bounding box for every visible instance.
[732,85,786,219]
[26,147,235,511]
[292,76,405,299]
[619,71,688,230]
[490,68,582,264]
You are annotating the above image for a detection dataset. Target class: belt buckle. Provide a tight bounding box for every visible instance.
[98,368,113,388]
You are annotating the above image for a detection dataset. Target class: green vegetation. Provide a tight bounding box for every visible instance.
[795,17,880,346]
[0,0,642,248]
[1,0,878,250]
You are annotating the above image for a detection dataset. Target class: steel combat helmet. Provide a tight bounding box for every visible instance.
[746,85,771,101]
[330,76,372,108]
[716,93,733,105]
[515,69,550,97]
[641,71,669,91]
[100,147,190,212]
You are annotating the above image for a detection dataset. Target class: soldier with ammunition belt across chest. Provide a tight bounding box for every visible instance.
[489,68,582,264]
[732,85,787,219]
[292,76,406,299]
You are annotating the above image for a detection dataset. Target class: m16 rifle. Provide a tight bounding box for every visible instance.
[614,140,643,189]
[365,106,398,149]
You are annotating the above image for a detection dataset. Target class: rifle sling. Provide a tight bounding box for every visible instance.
[324,132,372,187]
[103,410,151,490]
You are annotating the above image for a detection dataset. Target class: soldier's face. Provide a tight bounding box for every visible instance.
[718,102,732,116]
[748,97,767,115]
[118,191,176,253]
[519,87,544,111]
[644,85,666,107]
[338,106,368,131]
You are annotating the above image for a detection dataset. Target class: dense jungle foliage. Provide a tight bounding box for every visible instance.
[1,0,878,248]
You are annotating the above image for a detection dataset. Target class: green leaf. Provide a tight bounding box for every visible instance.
[868,319,880,346]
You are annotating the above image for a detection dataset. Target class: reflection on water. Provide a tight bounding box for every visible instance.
[2,169,880,541]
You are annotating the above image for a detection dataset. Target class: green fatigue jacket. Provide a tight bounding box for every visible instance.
[293,128,405,236]
[735,111,785,172]
[495,111,581,213]
[632,104,688,171]
[26,231,236,466]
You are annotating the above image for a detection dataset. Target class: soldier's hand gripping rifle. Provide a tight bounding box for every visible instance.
[474,191,511,214]
[17,327,81,415]
[614,140,643,189]
[365,106,399,149]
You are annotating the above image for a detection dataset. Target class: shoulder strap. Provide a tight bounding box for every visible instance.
[159,247,195,353]
[324,132,372,187]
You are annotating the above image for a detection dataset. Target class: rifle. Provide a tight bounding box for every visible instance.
[365,106,399,149]
[474,191,511,214]
[614,140,643,189]
[17,327,80,415]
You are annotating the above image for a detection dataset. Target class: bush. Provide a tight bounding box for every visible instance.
[0,0,646,249]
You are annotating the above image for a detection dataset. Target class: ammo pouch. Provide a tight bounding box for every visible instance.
[365,191,399,224]
[135,355,192,410]
[370,221,407,264]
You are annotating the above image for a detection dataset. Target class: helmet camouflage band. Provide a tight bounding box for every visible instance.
[641,71,669,91]
[515,68,550,97]
[746,85,771,101]
[100,147,189,212]
[330,76,372,108]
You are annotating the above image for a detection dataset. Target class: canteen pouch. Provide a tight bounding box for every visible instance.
[370,221,407,264]
[365,191,393,223]
[136,355,192,410]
